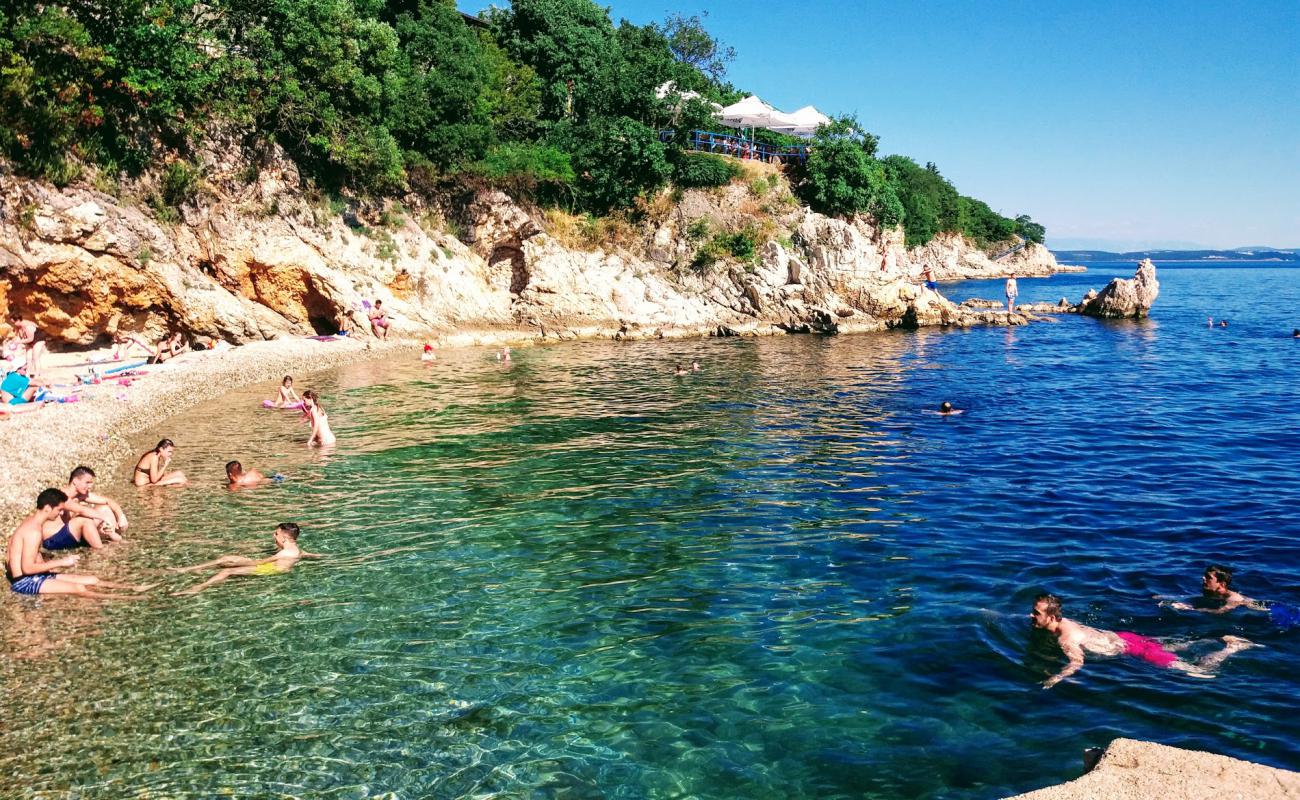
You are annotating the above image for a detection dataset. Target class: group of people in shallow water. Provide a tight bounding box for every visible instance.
[6,373,340,599]
[1032,564,1296,687]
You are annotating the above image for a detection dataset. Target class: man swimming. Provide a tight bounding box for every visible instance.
[225,460,267,488]
[1031,593,1254,688]
[172,522,319,595]
[1164,565,1265,614]
[937,401,963,415]
[8,489,151,598]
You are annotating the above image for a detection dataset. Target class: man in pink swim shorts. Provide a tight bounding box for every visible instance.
[1030,594,1255,688]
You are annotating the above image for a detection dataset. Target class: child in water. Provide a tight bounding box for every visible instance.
[172,522,319,595]
[421,344,436,362]
[267,375,300,408]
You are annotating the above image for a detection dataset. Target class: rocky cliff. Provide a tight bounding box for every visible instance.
[0,145,1069,347]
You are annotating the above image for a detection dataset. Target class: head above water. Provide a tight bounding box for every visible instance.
[276,522,300,542]
[225,460,243,479]
[1031,593,1063,628]
[36,487,68,511]
[1204,564,1233,591]
[940,401,953,413]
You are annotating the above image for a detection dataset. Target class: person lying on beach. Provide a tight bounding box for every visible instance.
[225,460,267,488]
[368,299,390,340]
[7,314,48,378]
[59,466,128,546]
[937,401,964,415]
[148,332,188,364]
[134,438,189,487]
[8,489,151,598]
[112,333,155,361]
[172,522,319,596]
[1031,593,1255,688]
[301,390,336,446]
[266,375,300,408]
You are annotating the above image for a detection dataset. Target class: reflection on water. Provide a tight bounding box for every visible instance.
[2,266,1299,799]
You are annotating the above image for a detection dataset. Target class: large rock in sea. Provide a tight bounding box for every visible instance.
[1079,259,1159,318]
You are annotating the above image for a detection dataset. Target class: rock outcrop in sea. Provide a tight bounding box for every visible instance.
[1078,259,1159,318]
[0,143,1070,346]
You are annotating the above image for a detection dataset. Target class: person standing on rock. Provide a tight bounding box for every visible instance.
[8,314,47,378]
[1005,275,1018,313]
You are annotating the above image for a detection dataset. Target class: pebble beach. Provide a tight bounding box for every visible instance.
[0,335,419,530]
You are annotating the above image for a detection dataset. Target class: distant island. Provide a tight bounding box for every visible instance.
[1051,248,1300,263]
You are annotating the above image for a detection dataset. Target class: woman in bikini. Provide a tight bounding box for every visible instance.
[301,390,337,446]
[148,332,187,364]
[133,439,189,487]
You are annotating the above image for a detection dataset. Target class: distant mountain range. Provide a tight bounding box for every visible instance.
[1051,248,1300,263]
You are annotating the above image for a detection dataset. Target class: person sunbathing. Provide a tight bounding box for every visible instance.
[112,333,155,361]
[133,438,189,487]
[172,522,319,596]
[368,299,390,340]
[8,489,151,598]
[148,332,187,364]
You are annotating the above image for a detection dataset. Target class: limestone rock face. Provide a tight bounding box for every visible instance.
[0,146,1075,347]
[1079,259,1159,318]
[901,233,1061,281]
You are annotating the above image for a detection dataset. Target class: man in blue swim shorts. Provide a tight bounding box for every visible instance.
[7,489,151,599]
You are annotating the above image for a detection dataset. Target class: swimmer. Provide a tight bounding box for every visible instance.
[1292,329,1299,338]
[497,346,511,362]
[937,401,963,416]
[225,460,267,489]
[301,390,336,446]
[1163,565,1269,615]
[691,360,701,372]
[1031,594,1255,688]
[172,522,320,596]
[1208,317,1214,328]
[1219,319,1228,328]
[673,364,688,376]
[59,466,128,547]
[7,489,151,598]
[266,375,300,408]
[421,344,436,362]
[133,438,188,487]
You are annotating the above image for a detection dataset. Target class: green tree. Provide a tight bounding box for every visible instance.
[1015,214,1046,244]
[478,32,544,142]
[883,155,960,246]
[553,117,669,212]
[656,12,734,84]
[382,0,492,169]
[794,117,899,224]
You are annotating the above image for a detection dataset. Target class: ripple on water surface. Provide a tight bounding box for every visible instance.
[2,265,1298,798]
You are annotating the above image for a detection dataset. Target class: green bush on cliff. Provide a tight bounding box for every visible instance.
[552,118,671,213]
[795,117,901,225]
[471,142,575,198]
[671,153,740,188]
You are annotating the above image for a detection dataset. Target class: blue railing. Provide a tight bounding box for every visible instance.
[661,130,810,165]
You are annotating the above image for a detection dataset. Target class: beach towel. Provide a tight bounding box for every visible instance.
[2,371,30,404]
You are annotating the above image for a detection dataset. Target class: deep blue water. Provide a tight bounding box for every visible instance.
[1,262,1297,798]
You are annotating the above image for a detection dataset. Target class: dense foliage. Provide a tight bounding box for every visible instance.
[0,0,1042,243]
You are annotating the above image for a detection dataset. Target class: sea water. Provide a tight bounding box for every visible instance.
[1,263,1297,798]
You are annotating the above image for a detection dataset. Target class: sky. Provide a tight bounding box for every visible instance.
[460,1,1299,251]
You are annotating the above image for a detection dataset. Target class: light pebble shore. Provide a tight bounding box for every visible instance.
[0,328,545,531]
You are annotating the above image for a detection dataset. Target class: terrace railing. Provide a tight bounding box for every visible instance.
[661,130,810,165]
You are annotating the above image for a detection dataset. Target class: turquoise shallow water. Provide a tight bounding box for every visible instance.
[2,263,1298,798]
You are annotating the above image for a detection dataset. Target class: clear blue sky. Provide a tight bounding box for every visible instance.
[461,1,1299,250]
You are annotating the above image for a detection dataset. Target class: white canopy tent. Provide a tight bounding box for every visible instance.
[715,95,799,131]
[769,105,831,138]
